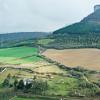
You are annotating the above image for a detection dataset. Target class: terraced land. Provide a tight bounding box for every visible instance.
[0,46,67,96]
[0,47,100,99]
[43,48,100,70]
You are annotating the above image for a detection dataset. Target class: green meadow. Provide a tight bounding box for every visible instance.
[38,39,54,45]
[0,46,42,64]
[12,96,59,100]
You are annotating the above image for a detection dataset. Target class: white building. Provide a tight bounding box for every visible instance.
[23,78,33,85]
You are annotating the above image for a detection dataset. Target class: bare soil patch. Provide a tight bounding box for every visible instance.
[42,49,100,70]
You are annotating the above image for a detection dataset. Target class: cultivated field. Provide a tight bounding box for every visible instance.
[0,47,67,94]
[0,46,42,65]
[42,48,100,70]
[0,47,100,99]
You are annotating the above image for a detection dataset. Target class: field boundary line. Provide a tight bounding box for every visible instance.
[0,68,7,73]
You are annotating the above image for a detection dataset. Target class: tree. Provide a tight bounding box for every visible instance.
[14,79,18,90]
[33,75,37,80]
[2,78,10,87]
[24,83,32,93]
[17,80,24,90]
[7,73,11,79]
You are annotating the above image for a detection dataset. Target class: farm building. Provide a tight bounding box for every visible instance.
[23,78,33,85]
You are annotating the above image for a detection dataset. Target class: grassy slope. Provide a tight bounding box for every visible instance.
[13,96,59,100]
[47,76,78,95]
[0,46,42,64]
[12,96,100,100]
[0,47,37,57]
[38,39,54,45]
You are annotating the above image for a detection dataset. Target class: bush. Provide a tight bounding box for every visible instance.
[17,80,24,90]
[2,78,10,87]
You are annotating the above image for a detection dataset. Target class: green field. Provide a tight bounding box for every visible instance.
[13,96,59,100]
[0,46,42,64]
[11,97,99,100]
[38,39,54,45]
[13,97,34,100]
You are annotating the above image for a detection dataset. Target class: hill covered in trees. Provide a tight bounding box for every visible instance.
[45,9,100,49]
[0,32,49,41]
[54,9,100,34]
[0,32,50,48]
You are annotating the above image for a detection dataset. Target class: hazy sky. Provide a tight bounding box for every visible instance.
[0,0,100,33]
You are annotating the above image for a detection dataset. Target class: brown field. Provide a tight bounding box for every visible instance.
[42,48,100,70]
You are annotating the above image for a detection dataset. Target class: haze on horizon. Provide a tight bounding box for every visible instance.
[0,0,100,33]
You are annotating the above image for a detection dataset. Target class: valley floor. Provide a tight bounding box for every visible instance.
[0,47,100,100]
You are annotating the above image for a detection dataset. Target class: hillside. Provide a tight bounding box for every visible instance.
[0,32,49,41]
[44,9,100,49]
[54,9,100,34]
[0,32,49,48]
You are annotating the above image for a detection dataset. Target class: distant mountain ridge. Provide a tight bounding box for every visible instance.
[0,32,50,48]
[0,32,49,42]
[54,8,100,34]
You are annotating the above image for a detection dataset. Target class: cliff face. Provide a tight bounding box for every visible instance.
[53,8,100,34]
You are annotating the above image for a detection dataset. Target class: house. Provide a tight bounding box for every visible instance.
[23,78,33,85]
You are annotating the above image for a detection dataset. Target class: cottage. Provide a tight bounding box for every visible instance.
[23,78,33,85]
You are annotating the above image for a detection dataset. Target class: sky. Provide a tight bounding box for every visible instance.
[0,0,100,33]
